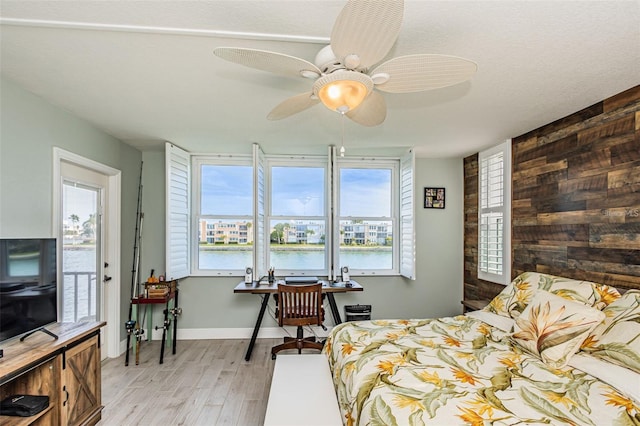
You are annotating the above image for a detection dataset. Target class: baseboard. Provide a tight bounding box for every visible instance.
[116,325,332,356]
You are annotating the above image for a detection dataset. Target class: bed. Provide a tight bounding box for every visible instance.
[324,272,640,425]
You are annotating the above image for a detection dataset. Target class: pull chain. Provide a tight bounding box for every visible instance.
[340,112,346,157]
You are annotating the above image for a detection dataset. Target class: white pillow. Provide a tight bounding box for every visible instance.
[512,290,605,368]
[569,353,640,404]
[581,290,640,373]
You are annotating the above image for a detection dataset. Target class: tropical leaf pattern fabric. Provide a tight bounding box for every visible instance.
[324,315,639,426]
[484,272,621,319]
[582,290,640,373]
[511,290,605,368]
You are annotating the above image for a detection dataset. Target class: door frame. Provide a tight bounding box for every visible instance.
[53,147,121,359]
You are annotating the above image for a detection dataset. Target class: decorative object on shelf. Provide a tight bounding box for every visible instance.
[341,266,350,282]
[424,187,445,209]
[0,394,49,417]
[143,280,176,298]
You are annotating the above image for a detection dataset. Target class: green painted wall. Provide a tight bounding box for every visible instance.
[0,76,142,342]
[1,75,463,347]
[139,152,464,331]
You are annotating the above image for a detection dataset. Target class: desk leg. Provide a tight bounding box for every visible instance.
[245,294,270,361]
[327,293,342,324]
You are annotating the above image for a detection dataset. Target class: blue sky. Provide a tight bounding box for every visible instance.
[340,168,391,217]
[201,165,391,218]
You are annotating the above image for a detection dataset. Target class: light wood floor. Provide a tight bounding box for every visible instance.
[99,338,281,425]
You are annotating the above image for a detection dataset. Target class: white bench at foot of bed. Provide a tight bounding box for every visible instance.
[265,354,342,426]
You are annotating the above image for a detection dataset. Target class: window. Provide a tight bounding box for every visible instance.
[337,163,395,273]
[173,144,414,279]
[192,156,253,275]
[478,140,511,284]
[268,160,327,275]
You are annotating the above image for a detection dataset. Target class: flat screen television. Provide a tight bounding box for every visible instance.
[0,238,58,343]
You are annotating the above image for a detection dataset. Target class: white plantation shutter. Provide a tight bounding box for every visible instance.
[166,142,190,280]
[253,143,266,278]
[478,141,511,284]
[400,149,415,279]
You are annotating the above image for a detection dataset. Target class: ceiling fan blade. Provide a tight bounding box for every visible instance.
[267,92,320,120]
[346,91,386,127]
[371,54,478,93]
[331,0,404,69]
[214,47,321,79]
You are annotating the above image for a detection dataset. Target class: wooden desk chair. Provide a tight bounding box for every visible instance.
[271,283,324,359]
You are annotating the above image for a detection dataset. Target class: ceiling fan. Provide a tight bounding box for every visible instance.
[213,0,477,127]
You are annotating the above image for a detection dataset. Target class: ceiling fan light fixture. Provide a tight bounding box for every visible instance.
[314,71,373,113]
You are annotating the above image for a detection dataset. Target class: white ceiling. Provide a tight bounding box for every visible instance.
[1,1,639,158]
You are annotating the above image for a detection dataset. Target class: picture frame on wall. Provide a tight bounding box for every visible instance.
[424,187,445,209]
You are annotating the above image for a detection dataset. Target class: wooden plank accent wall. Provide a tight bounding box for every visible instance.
[464,85,640,300]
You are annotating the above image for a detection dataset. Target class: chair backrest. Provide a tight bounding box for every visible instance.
[277,283,323,327]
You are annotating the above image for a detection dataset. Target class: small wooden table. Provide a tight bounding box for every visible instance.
[234,280,363,361]
[130,286,179,364]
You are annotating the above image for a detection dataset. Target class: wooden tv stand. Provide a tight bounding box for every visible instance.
[0,321,105,426]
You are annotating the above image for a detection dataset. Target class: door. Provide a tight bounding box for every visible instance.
[60,161,109,359]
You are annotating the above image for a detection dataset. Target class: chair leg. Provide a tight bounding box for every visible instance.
[271,327,324,359]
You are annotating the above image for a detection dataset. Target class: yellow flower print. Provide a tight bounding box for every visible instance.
[477,323,491,336]
[391,354,408,365]
[596,285,620,306]
[579,334,599,350]
[393,394,425,411]
[443,336,462,347]
[386,330,408,340]
[341,343,357,356]
[515,288,533,305]
[543,390,576,408]
[515,280,531,291]
[324,339,332,354]
[419,339,436,348]
[489,297,505,312]
[451,367,476,385]
[468,395,495,417]
[377,359,396,375]
[499,353,522,369]
[397,319,411,325]
[344,411,354,426]
[345,362,356,375]
[602,388,638,414]
[417,370,443,387]
[457,406,486,426]
[455,351,474,360]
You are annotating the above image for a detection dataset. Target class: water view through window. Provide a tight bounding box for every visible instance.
[62,182,99,322]
[197,164,394,272]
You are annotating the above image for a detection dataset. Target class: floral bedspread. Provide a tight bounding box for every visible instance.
[324,316,639,426]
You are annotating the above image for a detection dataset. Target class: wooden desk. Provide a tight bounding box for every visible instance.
[234,280,363,361]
